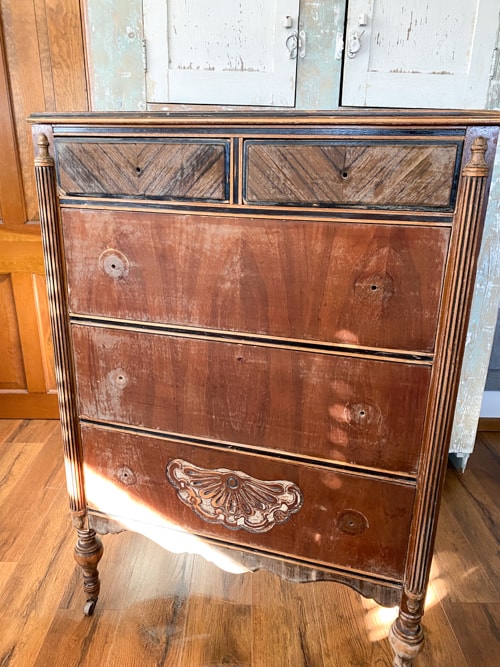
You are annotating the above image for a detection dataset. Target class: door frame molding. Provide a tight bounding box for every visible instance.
[0,23,26,226]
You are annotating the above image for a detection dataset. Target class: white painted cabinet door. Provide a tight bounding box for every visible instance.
[144,0,300,106]
[342,0,499,109]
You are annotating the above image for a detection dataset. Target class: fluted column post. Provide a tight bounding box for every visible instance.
[389,133,492,666]
[34,132,103,614]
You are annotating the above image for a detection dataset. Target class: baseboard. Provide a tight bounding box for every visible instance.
[0,393,59,419]
[477,417,500,432]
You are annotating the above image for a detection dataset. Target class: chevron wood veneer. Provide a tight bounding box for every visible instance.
[245,142,459,208]
[56,140,228,200]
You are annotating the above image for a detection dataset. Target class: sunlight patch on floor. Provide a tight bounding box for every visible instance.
[83,465,250,574]
[361,558,450,642]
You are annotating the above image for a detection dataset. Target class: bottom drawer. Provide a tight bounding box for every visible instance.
[81,424,414,581]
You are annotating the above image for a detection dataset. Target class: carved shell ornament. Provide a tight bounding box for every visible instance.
[166,459,304,533]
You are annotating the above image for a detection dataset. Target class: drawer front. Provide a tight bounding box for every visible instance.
[62,208,450,354]
[244,140,460,209]
[72,324,430,474]
[55,139,229,201]
[81,424,414,581]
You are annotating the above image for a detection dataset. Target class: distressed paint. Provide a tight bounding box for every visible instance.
[450,144,500,464]
[342,0,499,108]
[143,0,300,106]
[86,0,343,110]
[487,16,500,109]
[295,0,346,109]
[85,0,146,110]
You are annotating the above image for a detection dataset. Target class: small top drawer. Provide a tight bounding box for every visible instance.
[55,138,229,202]
[244,140,460,209]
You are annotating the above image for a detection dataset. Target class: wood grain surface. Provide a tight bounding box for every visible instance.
[245,141,459,208]
[62,208,450,353]
[0,0,87,419]
[56,140,228,200]
[71,324,431,473]
[80,423,414,581]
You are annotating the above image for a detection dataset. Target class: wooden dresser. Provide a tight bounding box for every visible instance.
[30,110,500,666]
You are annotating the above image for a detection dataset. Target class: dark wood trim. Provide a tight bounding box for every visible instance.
[28,109,500,126]
[478,417,500,432]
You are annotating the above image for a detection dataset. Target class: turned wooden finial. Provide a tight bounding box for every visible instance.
[463,136,489,177]
[34,133,54,167]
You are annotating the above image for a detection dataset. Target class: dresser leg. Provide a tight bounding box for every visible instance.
[74,528,104,615]
[389,596,425,666]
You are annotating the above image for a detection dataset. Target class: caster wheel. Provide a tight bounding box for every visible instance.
[83,598,97,616]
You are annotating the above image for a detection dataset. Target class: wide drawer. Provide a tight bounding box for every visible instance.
[72,324,431,474]
[244,140,460,209]
[62,208,450,354]
[81,424,414,581]
[55,139,229,201]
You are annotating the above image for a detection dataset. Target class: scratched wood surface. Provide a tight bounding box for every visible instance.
[245,142,458,208]
[0,420,498,666]
[341,0,499,109]
[57,140,228,200]
[62,208,450,354]
[71,324,431,473]
[83,0,146,111]
[80,423,414,581]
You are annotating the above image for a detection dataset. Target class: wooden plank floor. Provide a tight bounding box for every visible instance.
[0,420,498,666]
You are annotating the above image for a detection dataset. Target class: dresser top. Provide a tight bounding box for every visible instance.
[29,108,500,128]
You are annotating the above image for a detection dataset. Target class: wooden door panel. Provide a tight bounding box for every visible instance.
[0,230,58,417]
[0,2,87,418]
[0,27,25,225]
[0,267,58,416]
[0,274,26,390]
[33,273,56,392]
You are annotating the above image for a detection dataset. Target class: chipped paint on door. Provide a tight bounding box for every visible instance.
[342,0,500,108]
[143,0,300,106]
[84,0,147,111]
[295,0,346,109]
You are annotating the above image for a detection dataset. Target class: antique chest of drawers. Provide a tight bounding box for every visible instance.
[30,110,500,666]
